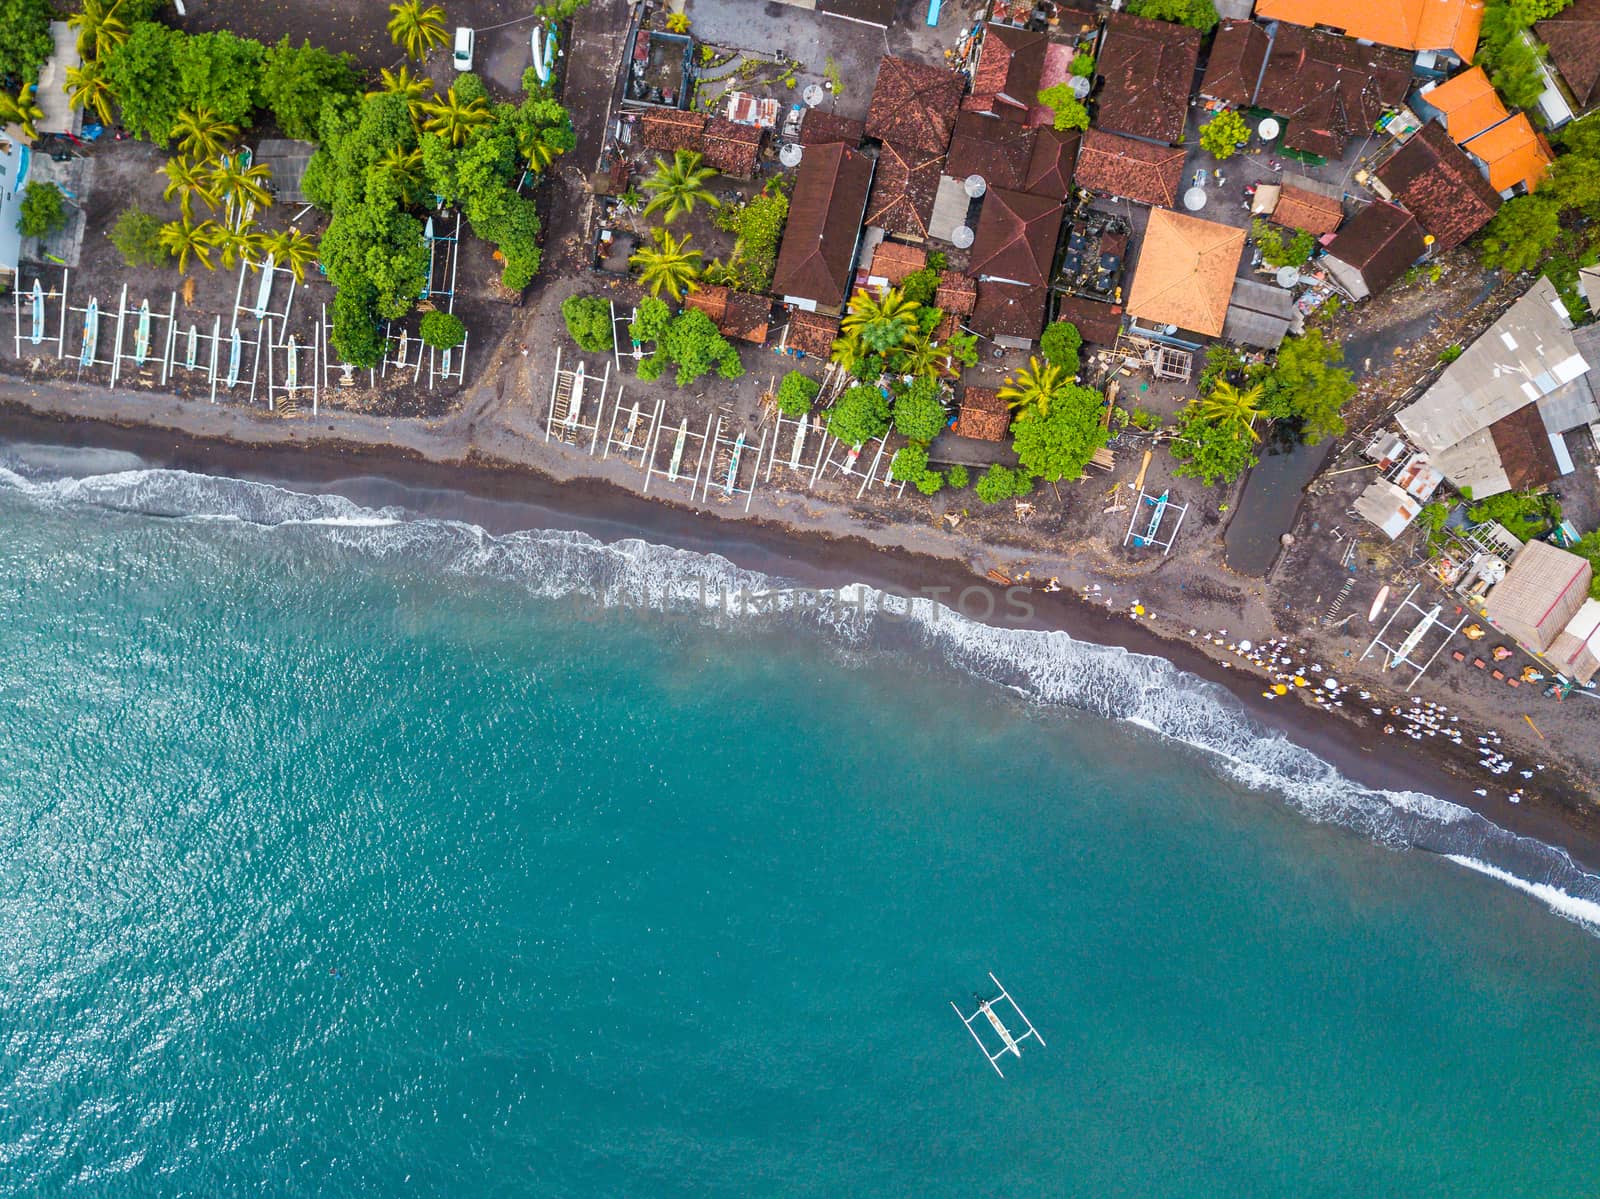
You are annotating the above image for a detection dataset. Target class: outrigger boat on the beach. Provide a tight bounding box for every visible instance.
[724,432,745,497]
[668,418,688,482]
[29,280,44,345]
[843,443,861,474]
[1368,585,1390,624]
[133,299,151,365]
[621,401,641,450]
[952,973,1045,1078]
[440,347,452,376]
[790,413,807,469]
[80,298,98,367]
[1389,604,1441,671]
[225,326,242,388]
[285,335,299,391]
[565,362,585,430]
[253,255,274,319]
[395,328,409,367]
[1132,489,1170,548]
[185,324,198,370]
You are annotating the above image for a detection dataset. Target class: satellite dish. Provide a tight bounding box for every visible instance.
[1183,186,1207,211]
[952,225,975,249]
[779,142,803,167]
[1275,265,1301,288]
[1258,117,1281,141]
[964,174,987,198]
[802,84,825,108]
[1069,75,1092,99]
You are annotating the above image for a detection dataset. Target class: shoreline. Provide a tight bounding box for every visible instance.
[6,399,1598,877]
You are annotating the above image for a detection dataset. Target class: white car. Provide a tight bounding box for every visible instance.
[453,26,475,71]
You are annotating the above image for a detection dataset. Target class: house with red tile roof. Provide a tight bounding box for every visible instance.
[1323,200,1425,300]
[967,188,1064,288]
[772,142,876,314]
[1253,25,1411,160]
[1093,12,1200,145]
[1537,0,1600,113]
[970,23,1048,123]
[864,141,944,240]
[944,111,1035,192]
[1073,129,1185,208]
[866,56,966,155]
[1376,124,1501,251]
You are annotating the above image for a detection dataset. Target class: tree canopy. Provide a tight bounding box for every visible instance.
[562,295,614,352]
[1126,0,1219,31]
[975,465,1034,504]
[826,384,891,446]
[776,370,819,417]
[1009,383,1108,481]
[0,0,54,88]
[259,37,360,141]
[892,377,947,443]
[1255,329,1355,444]
[1038,320,1081,375]
[1200,110,1250,160]
[1170,403,1258,485]
[1036,83,1089,132]
[637,309,744,387]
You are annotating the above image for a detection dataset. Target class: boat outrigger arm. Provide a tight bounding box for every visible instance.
[951,973,1045,1078]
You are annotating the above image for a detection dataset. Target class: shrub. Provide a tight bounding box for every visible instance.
[1127,0,1219,32]
[1251,218,1315,268]
[419,310,467,349]
[1037,82,1089,132]
[638,308,742,386]
[926,250,948,271]
[946,464,969,489]
[629,295,671,343]
[776,370,820,416]
[1438,344,1463,364]
[1070,52,1095,76]
[330,278,384,368]
[18,182,66,238]
[826,384,891,445]
[110,206,169,267]
[1038,320,1082,375]
[900,267,940,306]
[714,189,789,292]
[561,294,614,352]
[975,465,1033,504]
[1199,110,1250,160]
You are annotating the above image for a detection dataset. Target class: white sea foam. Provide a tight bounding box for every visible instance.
[4,459,1600,934]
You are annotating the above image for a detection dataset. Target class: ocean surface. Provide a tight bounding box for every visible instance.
[3,445,1600,1197]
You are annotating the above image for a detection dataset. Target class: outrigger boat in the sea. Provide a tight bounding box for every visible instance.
[724,432,745,497]
[29,280,44,345]
[952,973,1045,1078]
[80,298,98,367]
[225,326,242,388]
[133,299,151,365]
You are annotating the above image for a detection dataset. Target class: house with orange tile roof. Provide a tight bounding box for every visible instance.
[1419,67,1509,142]
[1462,112,1555,194]
[1253,0,1484,63]
[1125,210,1246,340]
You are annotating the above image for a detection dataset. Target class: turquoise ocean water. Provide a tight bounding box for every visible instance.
[3,447,1600,1197]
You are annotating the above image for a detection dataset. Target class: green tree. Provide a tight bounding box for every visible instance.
[259,37,360,141]
[630,228,703,300]
[1478,0,1550,111]
[947,464,969,488]
[638,309,742,386]
[1037,82,1089,132]
[776,370,820,416]
[1038,320,1082,374]
[109,205,169,267]
[841,286,920,355]
[1170,404,1257,484]
[890,443,944,494]
[0,0,55,86]
[714,188,788,291]
[161,156,221,222]
[262,227,318,282]
[826,384,891,445]
[330,277,384,368]
[420,82,493,146]
[1010,383,1108,481]
[18,182,66,238]
[104,24,262,144]
[892,376,946,442]
[1195,379,1264,443]
[1127,0,1218,32]
[65,60,116,126]
[1200,110,1250,159]
[900,267,940,306]
[0,83,44,140]
[419,310,467,349]
[998,356,1071,423]
[642,149,720,224]
[214,218,267,269]
[211,151,274,216]
[1478,195,1562,272]
[372,63,432,116]
[172,107,239,161]
[158,216,219,272]
[975,465,1033,504]
[169,29,264,128]
[68,0,129,63]
[629,295,671,343]
[387,0,450,61]
[1255,329,1355,444]
[562,294,614,351]
[1251,218,1316,268]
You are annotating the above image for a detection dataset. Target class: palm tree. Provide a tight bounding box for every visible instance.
[0,85,45,140]
[161,157,221,222]
[517,126,562,173]
[641,150,720,224]
[372,64,432,124]
[629,228,703,301]
[998,357,1069,423]
[897,330,956,379]
[377,144,427,202]
[211,153,274,218]
[68,0,129,60]
[65,61,115,126]
[263,228,319,283]
[828,328,873,375]
[214,219,268,270]
[1195,380,1265,442]
[172,108,239,161]
[158,217,220,273]
[841,287,919,355]
[419,85,492,146]
[387,0,450,61]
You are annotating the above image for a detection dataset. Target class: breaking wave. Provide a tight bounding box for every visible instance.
[5,455,1600,936]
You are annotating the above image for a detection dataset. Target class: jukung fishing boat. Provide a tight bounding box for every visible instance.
[185,324,198,370]
[668,419,688,482]
[724,432,745,497]
[29,280,44,345]
[253,255,275,319]
[440,347,452,377]
[133,300,151,365]
[80,298,98,367]
[285,335,299,391]
[396,329,409,367]
[790,413,807,469]
[226,326,242,387]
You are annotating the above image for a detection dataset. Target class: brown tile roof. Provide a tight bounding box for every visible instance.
[957,385,1010,441]
[1200,18,1270,106]
[869,239,928,284]
[1255,24,1412,160]
[1254,0,1484,63]
[1327,199,1425,295]
[1489,401,1563,492]
[971,281,1049,340]
[701,117,765,179]
[1537,0,1600,110]
[1023,127,1079,201]
[1376,124,1501,251]
[971,23,1048,119]
[639,109,706,153]
[785,310,841,357]
[1094,12,1201,145]
[685,282,731,324]
[935,270,978,314]
[799,109,866,148]
[773,141,875,310]
[945,111,1037,192]
[1126,209,1245,339]
[1074,129,1185,208]
[865,141,945,238]
[722,292,772,343]
[968,187,1064,287]
[866,56,966,155]
[1270,184,1344,236]
[1053,294,1124,345]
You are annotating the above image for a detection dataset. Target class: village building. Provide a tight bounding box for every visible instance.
[1251,25,1411,161]
[967,23,1048,123]
[945,112,1036,192]
[970,281,1051,350]
[779,309,842,358]
[1093,13,1201,145]
[1547,598,1600,683]
[1417,67,1554,196]
[1222,277,1298,350]
[865,239,927,288]
[1251,0,1484,63]
[864,141,944,240]
[1395,277,1597,498]
[865,56,966,156]
[1536,0,1600,117]
[1023,128,1079,201]
[954,384,1009,442]
[684,285,772,344]
[1053,294,1125,347]
[1374,124,1502,251]
[1486,540,1595,667]
[1073,129,1186,208]
[1262,183,1345,237]
[968,188,1064,290]
[1199,19,1270,108]
[1125,209,1245,340]
[1321,200,1424,301]
[772,141,875,315]
[799,110,866,148]
[638,110,765,180]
